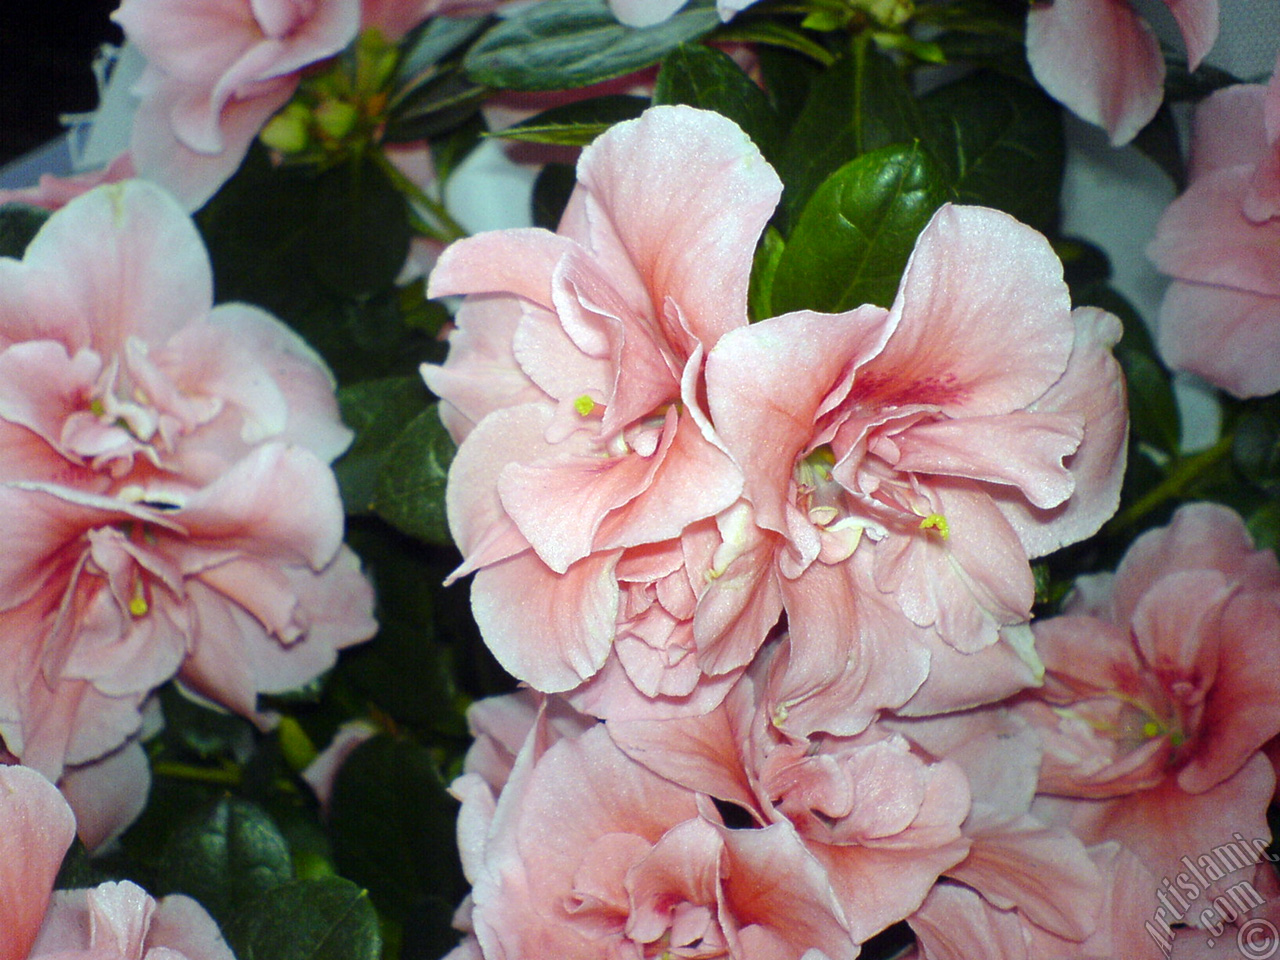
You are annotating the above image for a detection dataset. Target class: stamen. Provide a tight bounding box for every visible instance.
[919,513,950,540]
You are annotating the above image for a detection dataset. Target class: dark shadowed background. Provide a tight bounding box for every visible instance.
[1,2,121,166]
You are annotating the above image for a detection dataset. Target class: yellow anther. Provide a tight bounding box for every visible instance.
[574,395,597,416]
[919,513,950,540]
[1142,720,1160,738]
[128,581,148,617]
[90,398,106,417]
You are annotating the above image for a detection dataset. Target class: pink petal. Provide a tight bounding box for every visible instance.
[706,307,894,536]
[1149,168,1280,297]
[993,307,1127,558]
[60,740,152,851]
[1155,280,1280,398]
[892,411,1082,510]
[1164,0,1219,69]
[427,228,575,307]
[860,205,1075,418]
[0,766,75,960]
[574,105,782,351]
[1187,84,1270,181]
[1026,0,1164,145]
[13,181,213,350]
[470,550,620,693]
[147,893,238,959]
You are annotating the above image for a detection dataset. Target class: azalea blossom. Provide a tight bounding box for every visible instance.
[701,204,1127,730]
[0,180,376,843]
[1026,0,1219,145]
[1148,54,1280,397]
[1015,503,1280,907]
[609,645,973,944]
[447,691,859,960]
[0,763,234,960]
[111,0,503,209]
[424,105,779,714]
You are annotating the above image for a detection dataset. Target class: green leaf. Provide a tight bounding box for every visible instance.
[464,0,719,90]
[1119,348,1181,457]
[0,203,49,258]
[771,142,951,314]
[920,71,1064,233]
[334,376,434,514]
[776,41,925,226]
[161,797,294,925]
[711,19,836,66]
[394,15,488,85]
[305,157,413,297]
[370,404,456,544]
[1247,498,1280,555]
[328,735,465,921]
[382,67,488,143]
[654,44,782,163]
[224,878,381,960]
[747,225,785,322]
[491,94,649,146]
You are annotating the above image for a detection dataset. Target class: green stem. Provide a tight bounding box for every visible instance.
[1106,433,1234,533]
[152,760,242,786]
[371,146,468,244]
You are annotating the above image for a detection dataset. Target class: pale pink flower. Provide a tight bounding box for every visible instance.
[449,692,859,960]
[0,764,234,960]
[1148,55,1280,397]
[702,205,1127,730]
[1026,0,1218,145]
[424,106,781,712]
[610,646,973,944]
[1016,503,1280,903]
[113,0,362,208]
[0,180,376,840]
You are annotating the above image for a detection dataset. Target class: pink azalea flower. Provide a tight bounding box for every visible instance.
[609,645,973,944]
[448,692,859,959]
[424,105,781,712]
[0,180,376,842]
[1147,55,1280,397]
[1026,0,1219,146]
[702,205,1127,730]
[1016,503,1280,905]
[113,0,363,209]
[0,764,235,960]
[111,0,514,210]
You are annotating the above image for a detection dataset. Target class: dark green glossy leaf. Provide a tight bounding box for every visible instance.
[161,796,294,925]
[328,735,465,921]
[491,94,649,146]
[1247,499,1280,555]
[465,0,718,90]
[224,878,381,960]
[383,67,488,143]
[772,142,951,314]
[334,376,434,514]
[920,71,1064,233]
[370,404,456,544]
[1119,348,1181,457]
[776,42,924,226]
[654,44,782,163]
[0,203,48,258]
[305,158,413,297]
[394,15,489,86]
[747,225,784,322]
